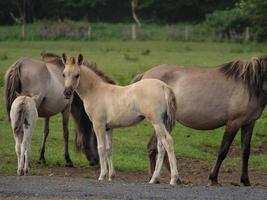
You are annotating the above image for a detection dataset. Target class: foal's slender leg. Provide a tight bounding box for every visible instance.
[93,122,108,180]
[62,108,73,167]
[39,117,49,164]
[240,122,255,186]
[23,128,32,175]
[147,133,158,177]
[105,129,115,181]
[19,136,27,176]
[152,124,178,185]
[209,124,239,186]
[14,136,22,175]
[149,137,165,184]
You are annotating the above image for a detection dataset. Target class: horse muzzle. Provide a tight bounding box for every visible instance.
[64,88,73,99]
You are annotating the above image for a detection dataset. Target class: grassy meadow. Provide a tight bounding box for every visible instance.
[0,40,267,176]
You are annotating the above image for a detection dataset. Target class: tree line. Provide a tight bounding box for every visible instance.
[0,0,238,25]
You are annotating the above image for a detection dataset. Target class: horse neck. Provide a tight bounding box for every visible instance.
[77,65,107,100]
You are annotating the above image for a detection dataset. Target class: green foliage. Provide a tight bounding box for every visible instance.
[205,0,267,42]
[0,0,239,25]
[239,0,267,42]
[205,8,247,40]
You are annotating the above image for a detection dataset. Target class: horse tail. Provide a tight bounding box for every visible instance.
[71,92,99,166]
[130,73,143,84]
[163,86,177,132]
[5,59,23,119]
[13,98,27,134]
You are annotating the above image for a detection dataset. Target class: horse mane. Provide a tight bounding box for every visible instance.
[41,52,65,68]
[82,61,117,85]
[219,56,267,95]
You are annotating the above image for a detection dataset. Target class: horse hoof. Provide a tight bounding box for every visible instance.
[65,162,74,168]
[24,169,29,176]
[38,159,47,166]
[89,159,99,167]
[176,178,182,185]
[241,180,251,186]
[17,169,24,176]
[208,181,221,186]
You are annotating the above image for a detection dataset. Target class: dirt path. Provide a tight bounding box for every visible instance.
[44,156,267,187]
[1,176,267,200]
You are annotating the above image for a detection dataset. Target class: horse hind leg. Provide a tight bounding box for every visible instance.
[62,108,73,167]
[209,124,239,186]
[152,123,179,185]
[240,122,255,186]
[39,117,49,165]
[147,133,158,179]
[149,136,165,184]
[14,135,23,175]
[23,127,32,176]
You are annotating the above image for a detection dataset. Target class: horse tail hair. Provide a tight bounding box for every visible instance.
[70,92,99,166]
[130,73,143,84]
[5,59,23,119]
[163,86,177,132]
[13,98,27,134]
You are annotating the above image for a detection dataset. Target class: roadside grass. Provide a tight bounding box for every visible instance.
[0,41,267,176]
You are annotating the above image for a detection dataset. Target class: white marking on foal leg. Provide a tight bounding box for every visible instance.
[149,137,165,184]
[94,123,108,181]
[105,130,114,181]
[154,124,179,185]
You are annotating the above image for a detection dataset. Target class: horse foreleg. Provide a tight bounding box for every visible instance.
[209,124,239,186]
[39,117,49,164]
[62,109,73,167]
[93,122,108,181]
[240,122,255,186]
[105,129,114,181]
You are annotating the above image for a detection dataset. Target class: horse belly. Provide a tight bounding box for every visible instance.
[107,112,144,129]
[38,95,69,117]
[174,86,228,130]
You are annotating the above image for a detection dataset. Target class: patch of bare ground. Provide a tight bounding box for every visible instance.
[34,156,267,187]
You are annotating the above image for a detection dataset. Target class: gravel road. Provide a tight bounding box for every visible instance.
[0,176,267,200]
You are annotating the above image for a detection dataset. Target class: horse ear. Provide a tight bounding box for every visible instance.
[62,53,67,65]
[77,54,83,66]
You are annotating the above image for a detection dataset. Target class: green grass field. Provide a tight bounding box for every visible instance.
[0,40,267,176]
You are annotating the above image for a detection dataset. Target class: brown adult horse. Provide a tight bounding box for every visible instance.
[132,56,267,186]
[5,53,99,166]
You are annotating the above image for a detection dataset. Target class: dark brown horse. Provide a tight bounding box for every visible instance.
[132,56,267,186]
[5,53,99,166]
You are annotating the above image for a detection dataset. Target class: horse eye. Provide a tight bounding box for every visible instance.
[75,74,80,79]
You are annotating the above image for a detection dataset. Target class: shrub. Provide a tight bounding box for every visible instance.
[205,8,248,39]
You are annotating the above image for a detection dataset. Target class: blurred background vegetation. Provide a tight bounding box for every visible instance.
[0,0,266,42]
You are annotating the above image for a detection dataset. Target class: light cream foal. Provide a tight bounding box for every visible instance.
[62,54,179,185]
[10,94,38,175]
